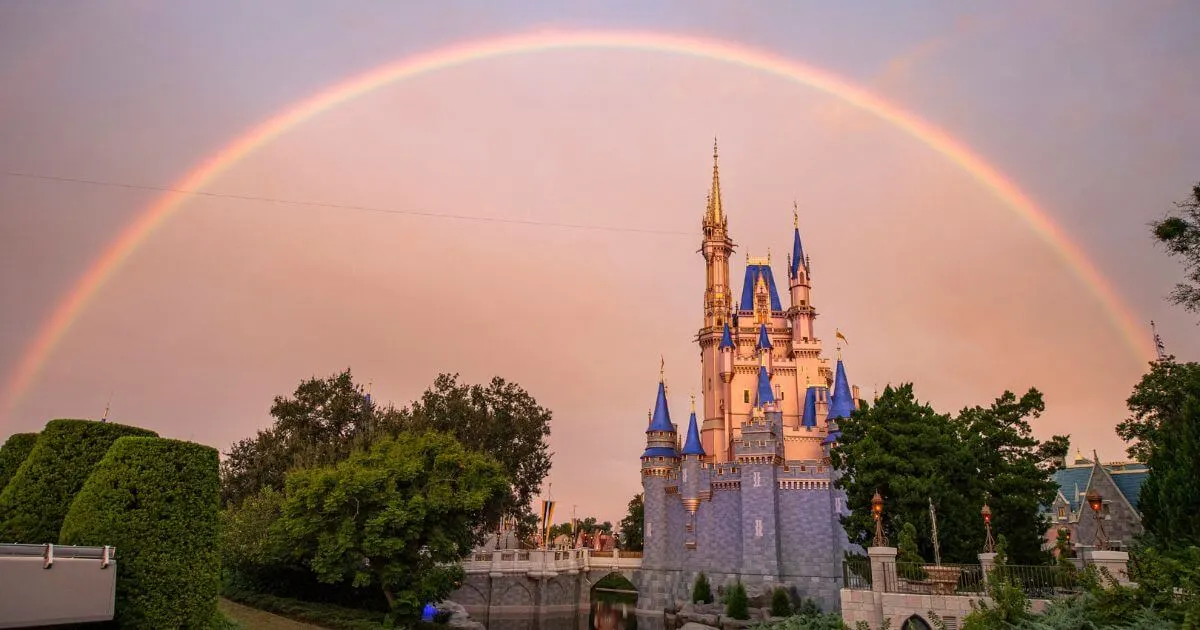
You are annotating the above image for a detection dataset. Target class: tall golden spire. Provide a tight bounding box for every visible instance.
[707,137,723,226]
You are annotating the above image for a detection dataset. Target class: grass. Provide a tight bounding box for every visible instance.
[218,598,329,630]
[220,590,391,630]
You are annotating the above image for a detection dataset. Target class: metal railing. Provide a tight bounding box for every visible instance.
[843,559,1081,598]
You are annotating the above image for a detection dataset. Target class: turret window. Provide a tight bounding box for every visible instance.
[744,390,750,403]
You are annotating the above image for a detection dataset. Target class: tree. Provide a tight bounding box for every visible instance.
[692,572,713,604]
[405,374,552,534]
[957,388,1068,564]
[619,493,644,551]
[273,431,509,623]
[831,385,979,563]
[725,581,750,620]
[833,384,1066,565]
[1152,182,1200,315]
[0,432,38,493]
[1118,358,1200,547]
[220,369,396,506]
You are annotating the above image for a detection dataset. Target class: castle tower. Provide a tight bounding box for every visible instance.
[788,205,816,344]
[641,375,678,570]
[738,366,784,578]
[700,140,736,461]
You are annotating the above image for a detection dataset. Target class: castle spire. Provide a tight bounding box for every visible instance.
[790,201,807,279]
[802,386,818,428]
[706,138,724,226]
[681,399,705,456]
[647,380,674,433]
[826,357,855,420]
[754,365,775,408]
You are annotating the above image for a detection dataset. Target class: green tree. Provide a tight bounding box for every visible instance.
[1119,358,1200,547]
[0,432,38,492]
[273,431,509,623]
[619,493,644,551]
[770,586,792,617]
[1152,182,1200,314]
[831,385,979,563]
[220,369,395,506]
[59,437,220,629]
[219,486,289,575]
[692,572,713,604]
[725,581,750,620]
[957,388,1068,564]
[405,374,553,534]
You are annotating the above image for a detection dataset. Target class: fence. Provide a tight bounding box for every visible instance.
[844,559,1080,598]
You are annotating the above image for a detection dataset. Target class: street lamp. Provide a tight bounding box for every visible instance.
[1086,488,1108,551]
[871,491,887,547]
[981,502,996,554]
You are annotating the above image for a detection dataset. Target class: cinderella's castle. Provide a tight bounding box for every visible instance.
[638,143,864,611]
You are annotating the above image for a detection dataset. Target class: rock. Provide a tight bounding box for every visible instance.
[720,618,756,630]
[681,622,720,630]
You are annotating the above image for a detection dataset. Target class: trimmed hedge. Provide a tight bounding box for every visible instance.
[60,436,221,629]
[0,432,39,493]
[0,419,156,543]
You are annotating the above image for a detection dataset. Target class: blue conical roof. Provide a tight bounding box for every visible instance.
[647,381,675,433]
[681,411,705,456]
[754,365,775,407]
[757,324,773,350]
[719,322,735,350]
[790,227,806,278]
[802,386,819,427]
[826,358,855,420]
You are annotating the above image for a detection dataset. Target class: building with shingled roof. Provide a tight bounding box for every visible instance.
[1043,449,1149,554]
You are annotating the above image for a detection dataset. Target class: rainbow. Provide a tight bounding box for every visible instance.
[2,29,1154,421]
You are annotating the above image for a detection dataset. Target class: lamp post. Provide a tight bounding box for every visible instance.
[981,502,996,554]
[871,491,887,547]
[1086,488,1109,551]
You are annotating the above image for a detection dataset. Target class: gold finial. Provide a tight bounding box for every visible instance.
[793,200,799,229]
[101,393,111,423]
[659,355,665,382]
[708,138,723,225]
[767,247,771,264]
[648,409,652,426]
[690,394,696,411]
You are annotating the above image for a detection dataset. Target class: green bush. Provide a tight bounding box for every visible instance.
[0,432,38,493]
[725,581,749,620]
[770,586,793,617]
[59,436,220,629]
[0,419,156,543]
[692,571,714,604]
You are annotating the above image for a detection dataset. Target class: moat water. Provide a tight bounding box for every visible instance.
[484,590,663,630]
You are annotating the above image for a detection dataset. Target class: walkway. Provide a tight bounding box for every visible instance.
[218,598,328,630]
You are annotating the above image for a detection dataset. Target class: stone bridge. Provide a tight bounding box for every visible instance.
[448,548,644,624]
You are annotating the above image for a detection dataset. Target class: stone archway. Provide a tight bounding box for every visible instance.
[591,572,638,630]
[902,614,932,630]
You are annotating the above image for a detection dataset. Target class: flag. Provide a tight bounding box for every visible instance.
[835,330,848,345]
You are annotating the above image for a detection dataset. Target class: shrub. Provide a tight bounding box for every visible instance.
[0,432,38,493]
[0,419,156,543]
[770,586,793,617]
[725,581,749,620]
[692,571,714,604]
[59,436,220,629]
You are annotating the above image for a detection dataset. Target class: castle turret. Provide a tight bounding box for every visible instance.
[788,206,816,344]
[641,373,678,572]
[757,323,774,375]
[680,398,704,515]
[823,356,854,447]
[700,140,737,461]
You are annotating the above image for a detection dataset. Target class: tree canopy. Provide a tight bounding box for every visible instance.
[619,493,644,551]
[1153,182,1200,315]
[832,384,1067,565]
[273,431,509,623]
[1118,357,1200,547]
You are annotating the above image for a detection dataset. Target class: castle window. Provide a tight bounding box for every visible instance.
[744,390,750,403]
[780,390,785,401]
[753,471,762,487]
[708,378,712,391]
[754,519,763,538]
[1057,507,1066,519]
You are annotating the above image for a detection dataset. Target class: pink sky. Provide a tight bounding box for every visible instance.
[1,2,1198,522]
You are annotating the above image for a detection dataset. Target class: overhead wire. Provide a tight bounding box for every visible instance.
[2,171,693,237]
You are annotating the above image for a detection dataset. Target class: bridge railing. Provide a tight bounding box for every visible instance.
[460,548,642,574]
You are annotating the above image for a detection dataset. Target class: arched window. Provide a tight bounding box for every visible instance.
[902,615,932,630]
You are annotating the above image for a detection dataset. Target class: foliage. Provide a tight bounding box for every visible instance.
[272,431,509,624]
[770,586,792,617]
[758,612,848,630]
[594,573,637,591]
[725,581,750,620]
[219,486,290,574]
[1152,181,1200,314]
[962,536,1035,630]
[404,373,553,536]
[831,385,978,563]
[0,419,156,543]
[1118,358,1200,546]
[957,389,1067,564]
[795,597,821,618]
[548,515,613,540]
[832,385,1066,565]
[619,493,644,551]
[59,436,221,629]
[220,369,398,506]
[0,432,38,493]
[897,522,929,581]
[693,571,714,604]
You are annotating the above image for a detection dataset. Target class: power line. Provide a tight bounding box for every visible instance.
[3,171,693,237]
